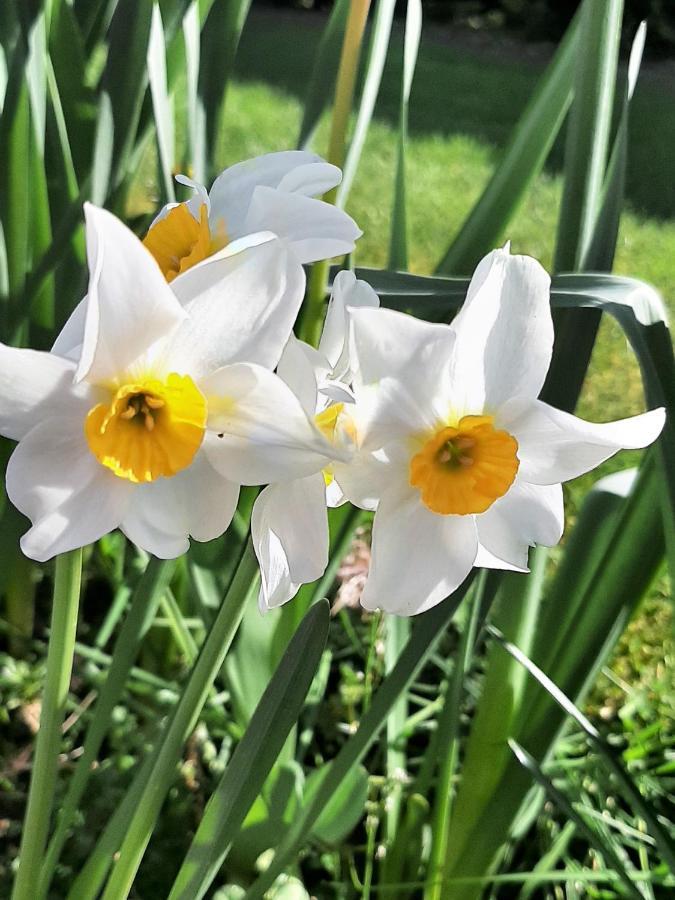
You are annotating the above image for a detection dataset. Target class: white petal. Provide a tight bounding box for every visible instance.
[276,160,342,196]
[361,488,478,616]
[163,237,305,377]
[121,514,189,559]
[474,545,525,573]
[349,307,455,419]
[351,377,437,451]
[76,204,186,384]
[6,416,132,561]
[202,363,340,485]
[332,445,398,511]
[51,297,88,360]
[476,481,564,570]
[499,398,666,484]
[448,246,552,413]
[0,345,90,441]
[276,335,324,416]
[169,230,276,304]
[120,451,239,558]
[252,473,328,610]
[243,186,360,264]
[208,151,335,234]
[319,270,379,378]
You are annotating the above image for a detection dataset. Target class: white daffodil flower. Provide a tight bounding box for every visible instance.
[252,271,379,611]
[142,150,362,280]
[338,246,666,616]
[0,205,342,562]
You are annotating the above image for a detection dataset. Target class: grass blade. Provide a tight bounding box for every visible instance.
[97,542,259,899]
[488,625,675,873]
[435,7,579,274]
[147,2,175,203]
[168,601,330,900]
[338,0,396,206]
[182,0,205,183]
[38,558,176,899]
[297,0,350,150]
[243,574,492,900]
[554,0,624,271]
[545,0,624,412]
[388,0,421,271]
[199,0,252,175]
[100,0,152,194]
[585,21,646,271]
[11,550,82,900]
[508,739,642,900]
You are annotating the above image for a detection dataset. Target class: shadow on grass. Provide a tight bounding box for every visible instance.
[235,7,675,222]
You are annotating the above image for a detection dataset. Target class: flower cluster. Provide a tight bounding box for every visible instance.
[0,152,665,615]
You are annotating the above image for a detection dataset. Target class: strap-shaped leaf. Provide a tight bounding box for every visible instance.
[297,0,350,150]
[147,3,175,203]
[388,0,421,271]
[168,601,330,900]
[435,8,580,275]
[244,574,493,900]
[338,0,396,206]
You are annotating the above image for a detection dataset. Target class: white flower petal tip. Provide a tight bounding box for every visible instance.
[78,203,186,384]
[252,475,328,612]
[502,400,667,485]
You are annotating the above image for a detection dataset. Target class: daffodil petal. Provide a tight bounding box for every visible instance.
[350,306,455,394]
[319,270,379,379]
[7,416,132,562]
[448,246,552,413]
[76,204,187,384]
[165,237,305,377]
[243,185,360,264]
[276,335,324,416]
[476,481,564,570]
[252,473,328,611]
[361,487,478,616]
[499,398,666,484]
[0,345,91,441]
[276,159,342,196]
[202,363,339,485]
[208,151,336,233]
[120,452,239,557]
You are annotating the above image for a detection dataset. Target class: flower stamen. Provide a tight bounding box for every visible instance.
[85,374,207,483]
[410,415,519,515]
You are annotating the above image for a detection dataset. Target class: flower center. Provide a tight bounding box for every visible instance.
[143,203,228,282]
[84,373,207,483]
[315,402,345,441]
[409,415,519,515]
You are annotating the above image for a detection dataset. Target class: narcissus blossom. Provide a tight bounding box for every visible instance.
[0,205,340,562]
[339,246,666,615]
[252,271,379,610]
[143,151,361,281]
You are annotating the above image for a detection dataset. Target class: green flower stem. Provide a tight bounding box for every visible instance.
[98,541,259,900]
[11,548,83,900]
[425,580,482,900]
[300,0,371,347]
[38,557,176,899]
